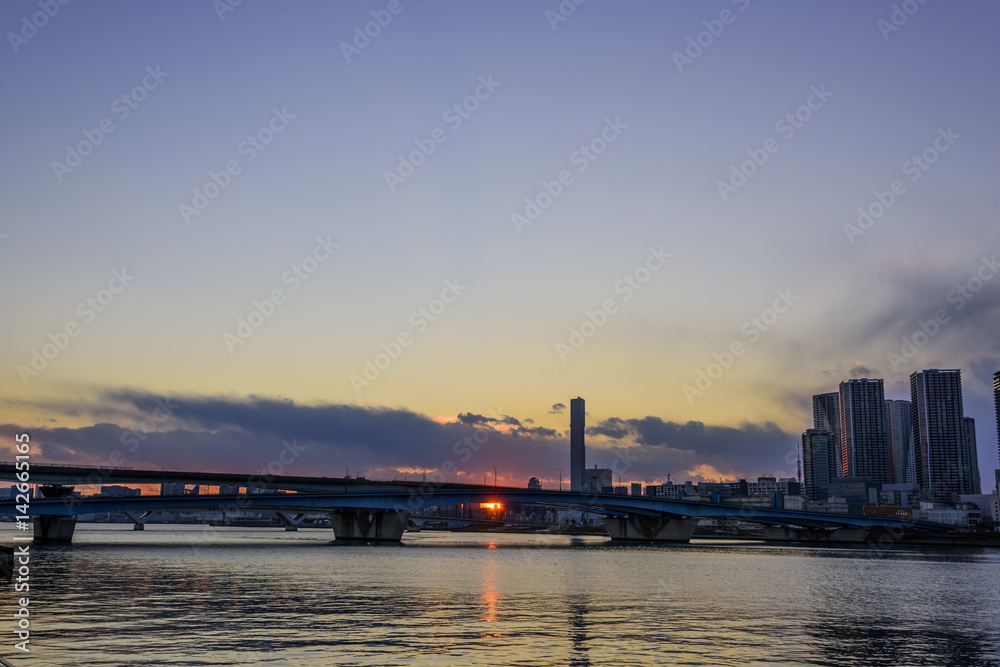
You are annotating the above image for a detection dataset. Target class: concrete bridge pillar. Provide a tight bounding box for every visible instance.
[33,516,77,543]
[123,510,150,530]
[276,512,306,531]
[329,509,410,542]
[603,514,698,543]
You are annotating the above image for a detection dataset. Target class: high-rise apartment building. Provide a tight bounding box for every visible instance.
[802,429,837,500]
[839,379,892,484]
[885,399,916,484]
[812,392,842,478]
[994,370,1000,472]
[963,417,981,495]
[570,397,585,492]
[910,369,974,502]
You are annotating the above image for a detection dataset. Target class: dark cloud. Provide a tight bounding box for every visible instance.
[1,391,801,486]
[587,417,629,440]
[549,403,566,414]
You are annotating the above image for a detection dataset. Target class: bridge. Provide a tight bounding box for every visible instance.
[0,463,951,544]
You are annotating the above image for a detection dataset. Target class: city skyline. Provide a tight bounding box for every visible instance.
[1,2,998,489]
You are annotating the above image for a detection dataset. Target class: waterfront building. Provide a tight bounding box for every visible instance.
[885,399,916,484]
[911,369,975,502]
[839,379,893,483]
[802,429,837,500]
[812,392,842,477]
[963,417,982,494]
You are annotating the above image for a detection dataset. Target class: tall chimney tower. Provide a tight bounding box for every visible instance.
[570,397,585,492]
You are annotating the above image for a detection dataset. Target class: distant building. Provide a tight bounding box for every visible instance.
[613,486,629,496]
[570,397,585,492]
[839,379,892,484]
[812,392,843,478]
[957,493,999,523]
[802,429,837,500]
[963,417,982,494]
[995,370,1000,475]
[914,502,981,528]
[99,485,140,497]
[218,485,240,495]
[881,483,920,507]
[160,483,185,496]
[527,476,542,490]
[583,467,612,494]
[863,504,913,520]
[911,369,975,502]
[885,399,916,484]
[630,482,642,496]
[821,477,879,514]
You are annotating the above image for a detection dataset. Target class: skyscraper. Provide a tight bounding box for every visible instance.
[885,399,916,484]
[994,370,1000,473]
[963,417,981,494]
[812,392,842,478]
[911,369,973,503]
[570,397,585,492]
[839,379,892,483]
[802,429,837,500]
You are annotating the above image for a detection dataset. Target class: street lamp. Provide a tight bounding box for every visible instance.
[557,468,562,491]
[493,466,497,489]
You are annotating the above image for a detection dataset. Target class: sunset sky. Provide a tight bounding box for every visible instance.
[1,1,998,489]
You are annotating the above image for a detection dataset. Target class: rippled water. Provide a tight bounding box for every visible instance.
[3,525,1000,666]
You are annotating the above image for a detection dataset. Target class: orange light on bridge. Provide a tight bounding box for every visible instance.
[480,502,503,510]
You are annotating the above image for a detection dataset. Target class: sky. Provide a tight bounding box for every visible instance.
[1,0,998,490]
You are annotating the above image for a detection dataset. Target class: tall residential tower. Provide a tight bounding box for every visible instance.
[812,392,842,478]
[885,399,916,484]
[839,379,892,484]
[911,369,973,503]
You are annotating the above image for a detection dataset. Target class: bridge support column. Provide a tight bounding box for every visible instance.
[123,510,150,530]
[33,516,77,543]
[329,509,410,542]
[603,514,698,543]
[763,526,872,543]
[276,512,306,532]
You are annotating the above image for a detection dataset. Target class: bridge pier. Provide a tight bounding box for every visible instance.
[123,510,150,530]
[329,509,410,542]
[276,512,306,531]
[33,516,77,543]
[762,526,872,543]
[603,514,698,543]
